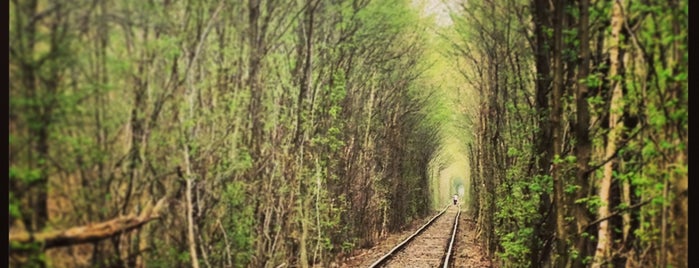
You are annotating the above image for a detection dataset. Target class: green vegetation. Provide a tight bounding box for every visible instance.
[9,0,453,267]
[9,0,686,267]
[447,0,687,266]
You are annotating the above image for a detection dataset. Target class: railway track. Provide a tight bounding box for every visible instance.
[368,205,461,268]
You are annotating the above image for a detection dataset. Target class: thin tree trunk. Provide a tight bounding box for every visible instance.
[551,0,567,266]
[531,0,553,265]
[184,145,200,268]
[592,1,625,266]
[572,0,593,265]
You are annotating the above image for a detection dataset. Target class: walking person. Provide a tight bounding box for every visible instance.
[453,194,458,206]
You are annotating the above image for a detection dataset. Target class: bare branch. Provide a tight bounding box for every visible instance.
[578,199,652,235]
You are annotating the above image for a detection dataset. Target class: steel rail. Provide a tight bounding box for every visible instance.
[442,209,461,268]
[367,205,452,268]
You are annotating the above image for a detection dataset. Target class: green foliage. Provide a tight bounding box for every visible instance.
[9,241,46,268]
[356,0,417,40]
[9,199,22,219]
[147,243,192,268]
[8,0,446,266]
[497,228,533,266]
[575,195,602,214]
[7,0,686,266]
[10,166,43,185]
[221,181,255,265]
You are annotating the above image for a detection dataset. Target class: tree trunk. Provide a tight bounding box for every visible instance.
[572,0,593,265]
[551,0,567,266]
[531,0,553,265]
[591,1,625,266]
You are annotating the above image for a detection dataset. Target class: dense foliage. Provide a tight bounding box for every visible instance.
[449,0,687,267]
[9,0,687,267]
[9,0,445,267]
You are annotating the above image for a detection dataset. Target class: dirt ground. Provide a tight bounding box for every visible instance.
[451,216,494,268]
[334,217,427,267]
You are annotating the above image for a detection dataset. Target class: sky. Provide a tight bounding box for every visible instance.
[416,0,459,27]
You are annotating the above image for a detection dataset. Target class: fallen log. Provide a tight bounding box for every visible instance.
[9,198,167,250]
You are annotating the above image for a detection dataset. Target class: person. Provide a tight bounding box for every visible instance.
[453,194,458,205]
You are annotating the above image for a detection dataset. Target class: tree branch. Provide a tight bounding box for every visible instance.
[578,199,652,235]
[583,123,644,176]
[9,198,167,250]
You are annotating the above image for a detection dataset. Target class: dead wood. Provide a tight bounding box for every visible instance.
[10,198,167,250]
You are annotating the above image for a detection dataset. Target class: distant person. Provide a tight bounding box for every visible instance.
[453,194,458,205]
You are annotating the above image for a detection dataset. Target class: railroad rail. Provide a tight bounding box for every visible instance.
[368,205,461,268]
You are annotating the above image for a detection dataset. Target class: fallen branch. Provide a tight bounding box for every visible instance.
[10,198,167,250]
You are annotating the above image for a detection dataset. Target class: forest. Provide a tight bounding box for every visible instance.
[454,0,687,267]
[9,0,687,267]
